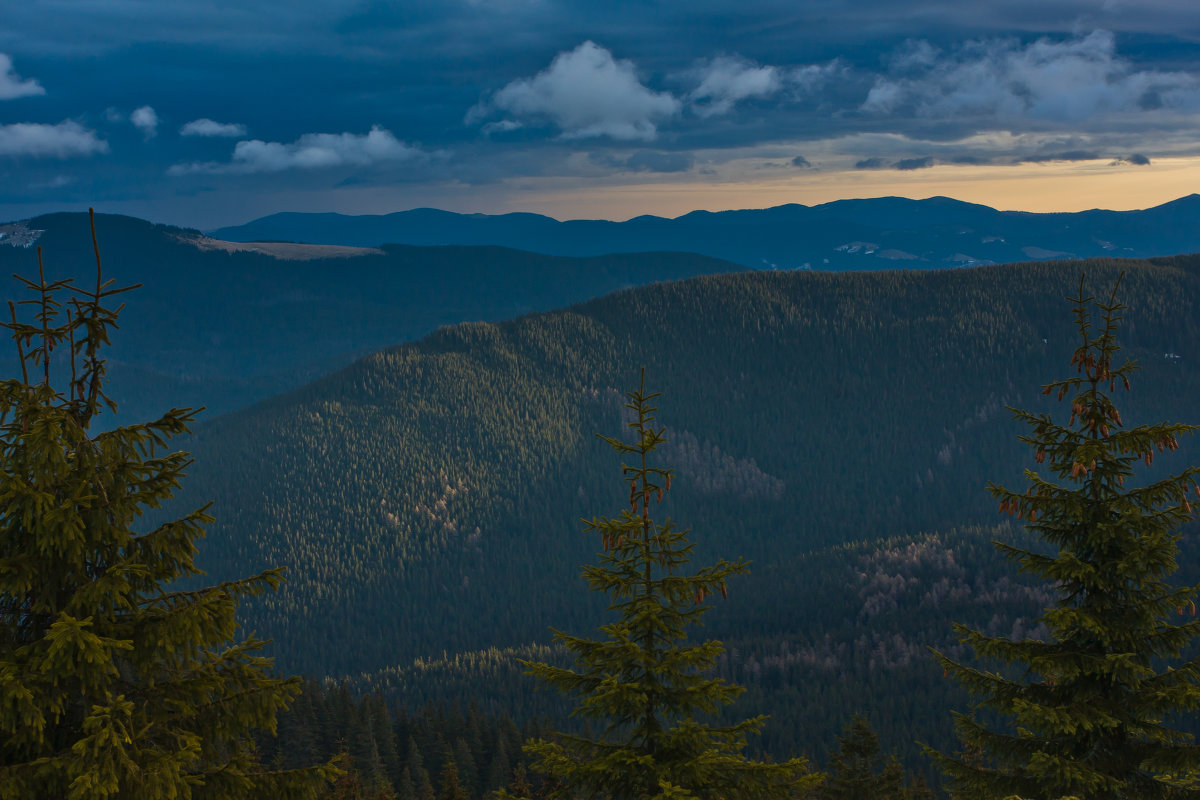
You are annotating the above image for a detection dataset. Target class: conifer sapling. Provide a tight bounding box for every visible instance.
[513,370,818,799]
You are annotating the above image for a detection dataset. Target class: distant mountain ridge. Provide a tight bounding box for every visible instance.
[210,194,1200,269]
[0,212,744,425]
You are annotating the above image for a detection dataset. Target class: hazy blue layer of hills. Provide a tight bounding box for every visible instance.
[211,194,1200,270]
[0,212,743,425]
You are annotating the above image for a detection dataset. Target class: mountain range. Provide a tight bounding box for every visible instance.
[0,213,741,425]
[7,202,1200,771]
[211,194,1200,270]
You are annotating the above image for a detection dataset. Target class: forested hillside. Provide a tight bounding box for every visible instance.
[0,213,742,424]
[163,255,1200,770]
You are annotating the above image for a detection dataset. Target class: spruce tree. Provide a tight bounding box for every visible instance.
[819,716,905,800]
[397,766,417,800]
[407,737,436,800]
[454,736,480,796]
[514,371,819,799]
[932,275,1200,799]
[0,212,337,798]
[438,759,470,800]
[485,733,512,793]
[371,694,403,788]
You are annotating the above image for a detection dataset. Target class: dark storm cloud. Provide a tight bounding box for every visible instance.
[855,157,889,169]
[5,1,1199,57]
[1110,153,1152,166]
[895,156,935,170]
[791,155,811,167]
[853,155,936,170]
[3,0,1200,225]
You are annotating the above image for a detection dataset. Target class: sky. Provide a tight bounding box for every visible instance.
[2,0,1200,229]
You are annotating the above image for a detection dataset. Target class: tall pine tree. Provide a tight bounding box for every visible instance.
[513,371,818,799]
[932,275,1200,799]
[0,211,337,798]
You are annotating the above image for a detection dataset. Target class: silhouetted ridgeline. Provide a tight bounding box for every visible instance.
[211,194,1200,269]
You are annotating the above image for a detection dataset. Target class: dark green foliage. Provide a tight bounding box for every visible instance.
[485,736,512,793]
[517,374,818,799]
[454,737,479,796]
[165,256,1200,773]
[177,256,1200,681]
[932,276,1200,798]
[439,759,471,800]
[504,763,534,798]
[262,681,542,800]
[336,522,1088,780]
[0,213,335,798]
[816,716,906,800]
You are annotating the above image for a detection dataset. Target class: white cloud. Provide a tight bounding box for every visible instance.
[481,119,523,135]
[0,121,108,158]
[862,30,1200,124]
[688,56,781,118]
[169,124,423,174]
[131,105,158,139]
[180,118,247,137]
[0,54,44,100]
[787,61,844,93]
[471,41,680,141]
[885,40,941,74]
[681,55,841,118]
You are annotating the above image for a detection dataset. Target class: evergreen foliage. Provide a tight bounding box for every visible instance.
[816,716,907,800]
[0,212,335,798]
[439,759,470,800]
[515,372,819,799]
[172,256,1200,775]
[177,256,1200,680]
[932,275,1200,798]
[260,680,544,800]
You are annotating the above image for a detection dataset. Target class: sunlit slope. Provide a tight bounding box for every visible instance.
[177,256,1200,677]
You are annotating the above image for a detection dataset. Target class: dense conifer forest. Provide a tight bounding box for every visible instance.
[155,254,1200,782]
